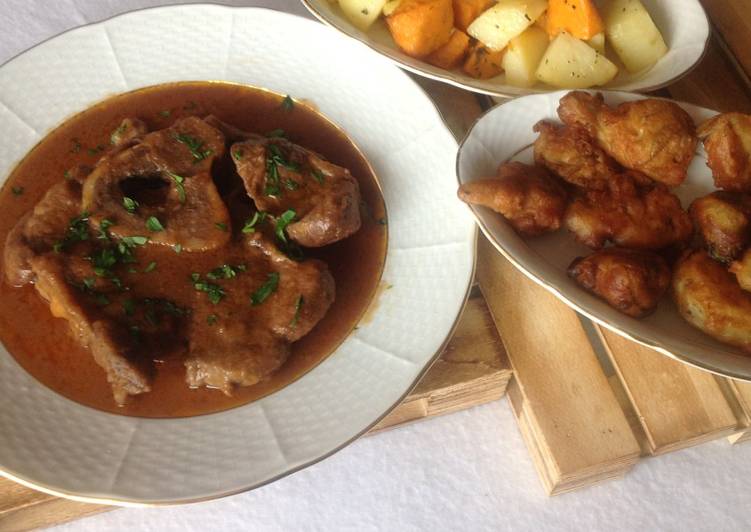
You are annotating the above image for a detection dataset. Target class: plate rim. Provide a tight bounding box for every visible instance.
[0,3,478,506]
[300,0,711,98]
[456,90,751,383]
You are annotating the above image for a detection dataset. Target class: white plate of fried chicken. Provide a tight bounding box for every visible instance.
[458,90,751,380]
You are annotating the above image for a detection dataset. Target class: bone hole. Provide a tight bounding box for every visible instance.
[119,174,170,207]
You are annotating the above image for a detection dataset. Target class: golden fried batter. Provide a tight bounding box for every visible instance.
[730,249,751,293]
[558,91,697,186]
[673,249,751,352]
[533,120,619,190]
[568,247,670,317]
[564,171,692,249]
[697,113,751,192]
[457,162,567,236]
[689,191,751,263]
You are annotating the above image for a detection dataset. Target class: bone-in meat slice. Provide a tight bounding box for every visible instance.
[82,116,230,251]
[186,232,335,393]
[232,137,361,247]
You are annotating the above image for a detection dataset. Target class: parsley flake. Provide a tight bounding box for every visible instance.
[250,272,279,306]
[175,133,213,162]
[146,216,165,232]
[144,261,157,273]
[215,222,227,231]
[242,211,266,233]
[123,196,139,214]
[11,186,24,196]
[207,314,219,326]
[281,95,294,111]
[290,295,304,327]
[167,171,186,203]
[275,209,296,244]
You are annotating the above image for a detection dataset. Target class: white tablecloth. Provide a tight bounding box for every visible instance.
[2,1,750,530]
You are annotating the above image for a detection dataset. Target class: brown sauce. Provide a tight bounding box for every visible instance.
[0,82,387,418]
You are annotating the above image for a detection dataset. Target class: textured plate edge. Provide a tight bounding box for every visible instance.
[300,0,711,98]
[456,90,751,383]
[0,3,478,507]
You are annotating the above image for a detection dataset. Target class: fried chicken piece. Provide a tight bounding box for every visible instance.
[564,171,692,249]
[730,249,751,293]
[689,191,751,263]
[558,91,697,186]
[697,113,751,192]
[568,247,670,317]
[457,162,567,236]
[673,249,751,352]
[533,120,619,190]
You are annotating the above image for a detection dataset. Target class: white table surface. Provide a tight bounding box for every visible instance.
[2,1,751,530]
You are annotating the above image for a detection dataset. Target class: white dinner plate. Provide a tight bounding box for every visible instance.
[0,4,475,504]
[302,0,710,98]
[457,90,751,381]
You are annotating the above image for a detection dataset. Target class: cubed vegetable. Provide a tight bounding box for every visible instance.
[535,32,617,88]
[603,0,667,73]
[587,32,605,55]
[339,0,389,30]
[386,0,454,57]
[467,0,548,51]
[452,0,494,31]
[546,0,603,40]
[463,41,505,79]
[427,29,471,69]
[502,26,549,87]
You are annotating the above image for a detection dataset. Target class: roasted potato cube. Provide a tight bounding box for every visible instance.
[386,0,454,57]
[463,40,505,79]
[339,0,389,30]
[467,0,547,51]
[689,192,751,263]
[502,26,549,87]
[452,0,493,31]
[427,29,471,69]
[603,0,667,73]
[535,32,617,88]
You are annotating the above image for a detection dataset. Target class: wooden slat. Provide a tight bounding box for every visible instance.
[727,381,751,444]
[665,36,751,113]
[699,1,751,85]
[476,236,640,495]
[371,294,512,432]
[597,328,739,454]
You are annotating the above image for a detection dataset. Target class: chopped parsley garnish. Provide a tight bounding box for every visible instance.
[87,144,105,156]
[191,273,225,305]
[311,168,325,184]
[167,171,186,203]
[284,179,299,191]
[97,218,114,240]
[207,314,218,326]
[281,95,294,111]
[275,209,296,244]
[376,217,387,225]
[175,133,213,162]
[250,272,279,306]
[207,263,246,281]
[144,261,157,273]
[172,243,182,254]
[121,235,149,247]
[266,128,286,138]
[158,109,171,118]
[146,216,165,232]
[242,211,266,233]
[94,293,110,307]
[290,295,304,327]
[123,196,139,214]
[11,186,24,196]
[232,149,243,161]
[215,222,227,231]
[70,138,82,153]
[264,144,300,197]
[53,211,90,252]
[82,277,96,290]
[122,298,136,316]
[64,170,72,180]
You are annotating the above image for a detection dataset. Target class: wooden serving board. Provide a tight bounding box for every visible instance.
[5,1,751,528]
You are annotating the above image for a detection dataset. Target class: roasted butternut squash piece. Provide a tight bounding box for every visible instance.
[452,0,493,31]
[386,0,454,57]
[427,29,471,69]
[546,0,604,40]
[463,41,505,79]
